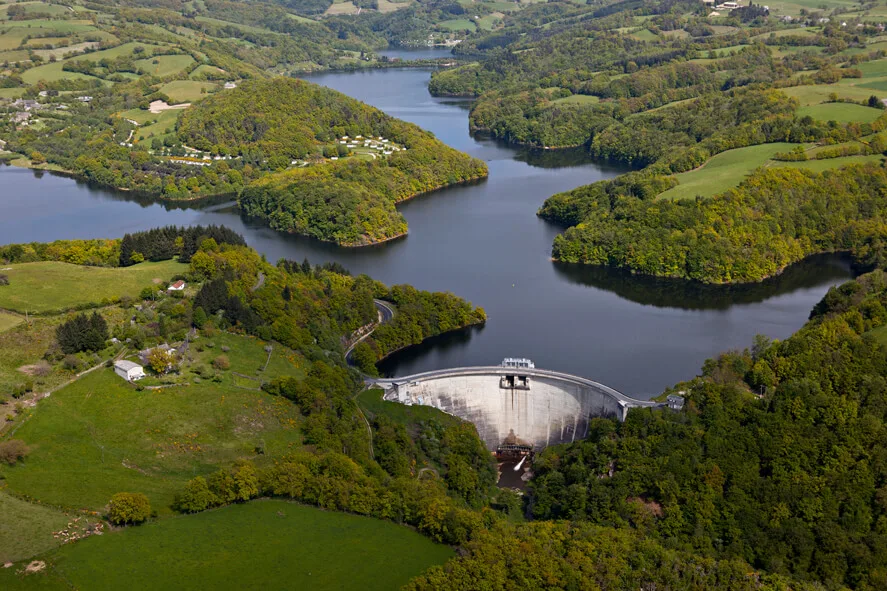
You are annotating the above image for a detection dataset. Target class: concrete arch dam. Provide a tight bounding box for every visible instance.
[372,366,662,452]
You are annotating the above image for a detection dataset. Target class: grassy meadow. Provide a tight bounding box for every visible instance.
[158,80,216,103]
[797,102,884,123]
[0,500,453,591]
[658,143,798,200]
[0,260,187,313]
[0,311,23,333]
[658,143,884,201]
[0,491,72,564]
[2,367,303,513]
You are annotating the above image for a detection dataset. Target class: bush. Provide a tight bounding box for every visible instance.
[212,355,230,370]
[108,492,152,525]
[0,439,29,465]
[31,360,51,376]
[62,355,84,372]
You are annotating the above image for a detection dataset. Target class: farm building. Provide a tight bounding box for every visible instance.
[168,280,186,291]
[114,360,146,382]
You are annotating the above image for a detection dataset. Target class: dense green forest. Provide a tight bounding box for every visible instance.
[545,162,887,284]
[527,269,887,589]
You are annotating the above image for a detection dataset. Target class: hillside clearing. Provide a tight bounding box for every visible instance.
[0,260,188,313]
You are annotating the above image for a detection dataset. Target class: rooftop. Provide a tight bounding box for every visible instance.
[115,360,143,371]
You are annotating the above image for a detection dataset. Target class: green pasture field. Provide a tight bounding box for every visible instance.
[0,2,71,18]
[710,25,739,35]
[157,80,215,103]
[658,143,800,201]
[630,28,658,41]
[24,36,67,47]
[766,0,858,16]
[0,491,71,564]
[0,87,26,98]
[21,41,160,84]
[438,18,477,32]
[484,0,521,10]
[1,367,303,513]
[549,93,600,105]
[797,102,884,123]
[189,64,227,79]
[0,500,453,591]
[780,153,884,172]
[781,83,881,105]
[476,12,503,31]
[32,41,100,61]
[134,109,180,142]
[859,78,887,91]
[858,58,887,78]
[0,260,187,313]
[0,49,30,62]
[135,54,195,78]
[751,27,817,40]
[0,311,23,332]
[659,144,884,201]
[0,19,97,33]
[376,0,412,12]
[119,107,157,125]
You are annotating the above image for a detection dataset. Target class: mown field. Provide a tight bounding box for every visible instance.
[2,367,303,513]
[0,500,454,591]
[0,491,72,564]
[658,143,884,201]
[0,311,23,332]
[0,260,188,313]
[658,143,798,200]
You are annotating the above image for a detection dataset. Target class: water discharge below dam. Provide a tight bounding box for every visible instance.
[0,47,858,396]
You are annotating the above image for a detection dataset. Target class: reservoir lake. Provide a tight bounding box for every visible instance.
[0,52,855,396]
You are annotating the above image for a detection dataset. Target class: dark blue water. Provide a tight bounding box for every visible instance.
[0,59,855,396]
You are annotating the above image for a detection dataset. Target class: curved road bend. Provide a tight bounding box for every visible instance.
[344,299,396,361]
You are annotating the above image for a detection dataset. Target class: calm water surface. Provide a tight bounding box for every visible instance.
[0,58,855,396]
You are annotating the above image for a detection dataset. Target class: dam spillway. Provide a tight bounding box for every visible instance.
[373,364,664,452]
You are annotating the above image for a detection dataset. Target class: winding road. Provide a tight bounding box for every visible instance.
[344,299,395,360]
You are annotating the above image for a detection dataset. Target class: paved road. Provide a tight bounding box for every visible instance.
[344,299,395,360]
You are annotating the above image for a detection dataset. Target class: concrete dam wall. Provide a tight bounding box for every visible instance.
[376,367,661,451]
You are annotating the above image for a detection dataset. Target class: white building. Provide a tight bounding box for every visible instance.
[114,360,145,382]
[168,280,186,291]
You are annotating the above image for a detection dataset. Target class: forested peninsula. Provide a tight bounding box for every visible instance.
[184,79,488,245]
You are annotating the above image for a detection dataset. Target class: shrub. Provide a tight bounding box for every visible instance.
[31,360,52,376]
[108,492,152,525]
[0,439,29,465]
[62,355,84,371]
[212,355,230,370]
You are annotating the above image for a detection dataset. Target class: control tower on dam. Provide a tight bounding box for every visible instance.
[372,359,671,452]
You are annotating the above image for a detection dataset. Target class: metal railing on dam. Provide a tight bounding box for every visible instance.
[370,366,664,451]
